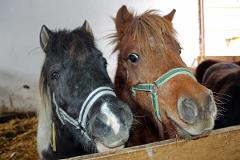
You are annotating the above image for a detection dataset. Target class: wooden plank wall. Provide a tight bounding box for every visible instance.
[197,56,240,64]
[68,125,240,160]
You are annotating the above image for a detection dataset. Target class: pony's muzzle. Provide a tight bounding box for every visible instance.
[177,91,217,125]
[204,91,217,117]
[89,112,130,147]
[87,100,133,148]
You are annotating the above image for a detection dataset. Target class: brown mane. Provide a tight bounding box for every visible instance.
[111,10,179,56]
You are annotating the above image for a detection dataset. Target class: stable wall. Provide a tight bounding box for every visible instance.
[0,0,199,112]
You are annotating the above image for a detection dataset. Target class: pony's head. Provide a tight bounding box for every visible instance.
[38,21,133,158]
[112,6,217,138]
[197,61,240,129]
[195,59,220,84]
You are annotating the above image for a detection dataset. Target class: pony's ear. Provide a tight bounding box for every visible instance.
[82,20,93,36]
[164,9,176,22]
[40,25,52,52]
[115,5,133,36]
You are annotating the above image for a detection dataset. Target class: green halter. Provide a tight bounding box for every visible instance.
[131,67,196,122]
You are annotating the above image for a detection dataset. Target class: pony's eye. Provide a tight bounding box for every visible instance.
[51,71,60,80]
[178,48,182,54]
[128,53,139,63]
[103,59,108,68]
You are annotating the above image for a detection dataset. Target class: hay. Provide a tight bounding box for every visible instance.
[0,116,38,160]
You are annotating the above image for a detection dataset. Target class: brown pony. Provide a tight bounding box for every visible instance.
[111,5,217,146]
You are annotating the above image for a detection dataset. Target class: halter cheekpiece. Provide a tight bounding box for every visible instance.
[131,67,196,122]
[52,86,116,139]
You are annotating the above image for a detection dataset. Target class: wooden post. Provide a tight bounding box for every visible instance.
[198,0,205,63]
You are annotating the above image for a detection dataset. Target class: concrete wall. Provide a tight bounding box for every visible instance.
[0,0,199,112]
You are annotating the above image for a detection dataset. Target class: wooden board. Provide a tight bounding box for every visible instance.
[197,56,240,64]
[67,125,240,160]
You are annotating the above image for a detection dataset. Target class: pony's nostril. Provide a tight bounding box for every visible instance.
[178,98,198,124]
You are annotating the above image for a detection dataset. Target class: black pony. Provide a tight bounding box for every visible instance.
[37,21,133,159]
[195,59,240,129]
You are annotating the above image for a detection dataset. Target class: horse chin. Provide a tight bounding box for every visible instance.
[167,114,214,139]
[166,116,194,139]
[96,142,124,153]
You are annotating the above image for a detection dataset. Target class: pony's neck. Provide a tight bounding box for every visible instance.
[42,115,85,159]
[37,101,86,159]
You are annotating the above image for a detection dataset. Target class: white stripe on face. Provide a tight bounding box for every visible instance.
[101,102,120,135]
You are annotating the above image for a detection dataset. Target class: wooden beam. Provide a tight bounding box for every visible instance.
[197,56,240,64]
[199,0,205,60]
[67,125,240,160]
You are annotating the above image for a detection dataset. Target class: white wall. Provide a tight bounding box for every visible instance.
[204,0,240,55]
[0,0,199,112]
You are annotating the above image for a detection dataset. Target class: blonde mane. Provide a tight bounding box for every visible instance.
[37,67,52,156]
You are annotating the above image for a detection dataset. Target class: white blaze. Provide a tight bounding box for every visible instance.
[101,102,120,135]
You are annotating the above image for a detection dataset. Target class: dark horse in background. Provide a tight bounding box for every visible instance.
[195,59,240,129]
[37,21,133,159]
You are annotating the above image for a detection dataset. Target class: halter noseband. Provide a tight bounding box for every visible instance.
[131,67,196,122]
[52,86,116,139]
